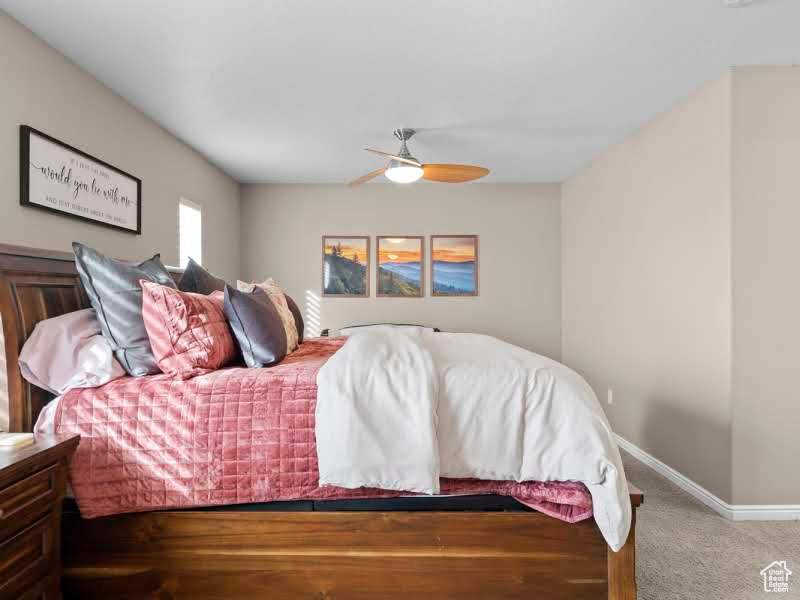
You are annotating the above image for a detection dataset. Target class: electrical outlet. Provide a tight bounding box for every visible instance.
[607,388,614,405]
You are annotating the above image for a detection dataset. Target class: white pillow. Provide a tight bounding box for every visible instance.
[19,308,125,395]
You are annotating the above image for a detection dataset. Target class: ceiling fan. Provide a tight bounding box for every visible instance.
[348,128,490,187]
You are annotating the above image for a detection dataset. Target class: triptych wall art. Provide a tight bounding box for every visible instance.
[322,235,478,298]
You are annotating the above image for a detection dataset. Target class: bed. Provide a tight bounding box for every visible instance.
[0,242,642,599]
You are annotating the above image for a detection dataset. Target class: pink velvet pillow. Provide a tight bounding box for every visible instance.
[140,280,235,379]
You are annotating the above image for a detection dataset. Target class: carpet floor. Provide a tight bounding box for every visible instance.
[622,450,800,599]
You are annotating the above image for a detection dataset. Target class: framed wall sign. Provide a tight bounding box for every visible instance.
[20,125,142,234]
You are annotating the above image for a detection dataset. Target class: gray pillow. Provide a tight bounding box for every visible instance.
[178,257,226,295]
[72,242,177,376]
[284,294,304,343]
[223,285,287,368]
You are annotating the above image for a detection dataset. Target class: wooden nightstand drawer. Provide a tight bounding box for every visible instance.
[0,434,80,600]
[0,463,60,540]
[0,513,56,599]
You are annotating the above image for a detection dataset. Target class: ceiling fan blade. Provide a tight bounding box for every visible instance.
[422,164,490,183]
[364,148,421,167]
[347,167,386,187]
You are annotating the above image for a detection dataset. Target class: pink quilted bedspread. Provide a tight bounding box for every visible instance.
[55,337,593,522]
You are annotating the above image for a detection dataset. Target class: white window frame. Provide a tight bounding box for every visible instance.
[178,197,203,268]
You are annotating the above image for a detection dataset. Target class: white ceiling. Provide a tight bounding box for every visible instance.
[3,0,800,183]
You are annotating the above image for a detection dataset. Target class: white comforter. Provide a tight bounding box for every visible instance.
[315,328,631,551]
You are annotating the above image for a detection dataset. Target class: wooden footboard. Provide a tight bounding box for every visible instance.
[61,488,641,600]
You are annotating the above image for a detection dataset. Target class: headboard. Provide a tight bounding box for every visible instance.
[0,243,182,432]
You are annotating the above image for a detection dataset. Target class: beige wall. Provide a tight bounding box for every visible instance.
[240,184,562,359]
[562,74,734,501]
[0,14,241,430]
[564,67,800,506]
[731,67,800,504]
[0,14,241,278]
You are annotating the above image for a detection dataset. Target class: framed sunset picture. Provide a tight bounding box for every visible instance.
[322,236,369,297]
[377,236,423,297]
[431,235,479,296]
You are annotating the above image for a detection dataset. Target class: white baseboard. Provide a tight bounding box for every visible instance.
[614,433,800,521]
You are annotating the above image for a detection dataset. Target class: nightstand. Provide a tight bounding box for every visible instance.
[0,434,79,600]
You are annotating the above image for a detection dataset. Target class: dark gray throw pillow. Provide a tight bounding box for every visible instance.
[178,257,226,295]
[223,285,287,368]
[284,294,304,343]
[72,242,177,376]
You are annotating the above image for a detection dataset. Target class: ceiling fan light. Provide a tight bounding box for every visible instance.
[385,164,423,184]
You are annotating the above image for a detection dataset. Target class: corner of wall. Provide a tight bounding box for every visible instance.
[559,70,735,502]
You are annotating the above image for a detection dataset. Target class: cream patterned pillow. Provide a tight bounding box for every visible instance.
[237,278,299,352]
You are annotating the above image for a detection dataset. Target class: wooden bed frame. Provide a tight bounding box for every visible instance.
[0,243,642,599]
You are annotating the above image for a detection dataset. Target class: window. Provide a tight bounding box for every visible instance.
[178,198,202,268]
